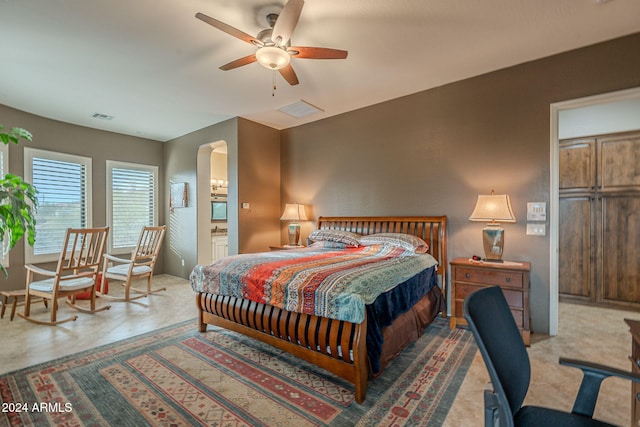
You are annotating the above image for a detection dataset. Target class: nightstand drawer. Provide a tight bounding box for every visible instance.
[454,285,523,315]
[503,288,524,308]
[510,308,524,328]
[454,283,484,300]
[453,303,524,328]
[453,283,481,320]
[454,267,524,288]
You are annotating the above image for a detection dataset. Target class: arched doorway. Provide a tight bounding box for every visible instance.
[196,140,237,264]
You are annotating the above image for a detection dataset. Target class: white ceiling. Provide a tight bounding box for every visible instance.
[1,0,639,142]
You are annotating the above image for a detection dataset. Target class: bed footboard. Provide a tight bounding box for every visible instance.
[197,292,369,403]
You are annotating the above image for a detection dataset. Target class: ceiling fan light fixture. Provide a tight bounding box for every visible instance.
[256,46,290,70]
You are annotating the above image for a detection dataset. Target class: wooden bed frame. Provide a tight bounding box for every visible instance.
[195,216,447,403]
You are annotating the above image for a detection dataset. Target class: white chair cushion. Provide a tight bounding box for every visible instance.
[29,277,95,292]
[107,264,152,276]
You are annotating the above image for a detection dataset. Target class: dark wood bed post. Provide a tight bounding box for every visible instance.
[197,293,207,333]
[353,314,368,403]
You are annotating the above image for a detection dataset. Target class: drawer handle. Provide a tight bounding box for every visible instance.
[636,358,640,368]
[636,392,640,401]
[505,277,511,283]
[465,273,471,279]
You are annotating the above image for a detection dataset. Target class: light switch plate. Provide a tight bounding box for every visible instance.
[526,223,546,236]
[527,202,546,221]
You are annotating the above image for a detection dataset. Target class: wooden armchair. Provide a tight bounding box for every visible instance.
[18,227,111,326]
[98,225,166,302]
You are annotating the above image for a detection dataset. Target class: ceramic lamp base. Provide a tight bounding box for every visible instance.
[482,223,505,262]
[287,222,301,246]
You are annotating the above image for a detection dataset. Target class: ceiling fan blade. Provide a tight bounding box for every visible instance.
[196,12,262,46]
[278,64,299,85]
[288,46,348,59]
[272,0,304,46]
[219,54,257,71]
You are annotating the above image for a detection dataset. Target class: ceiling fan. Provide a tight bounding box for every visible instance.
[196,0,348,86]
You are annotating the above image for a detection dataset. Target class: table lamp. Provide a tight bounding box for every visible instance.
[469,191,516,262]
[280,203,308,246]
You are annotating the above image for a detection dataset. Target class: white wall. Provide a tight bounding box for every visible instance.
[559,97,640,139]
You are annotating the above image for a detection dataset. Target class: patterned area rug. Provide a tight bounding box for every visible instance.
[0,317,476,426]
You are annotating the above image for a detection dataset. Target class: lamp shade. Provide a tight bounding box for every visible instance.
[280,203,308,221]
[469,194,516,223]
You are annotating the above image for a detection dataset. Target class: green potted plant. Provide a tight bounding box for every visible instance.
[0,125,37,276]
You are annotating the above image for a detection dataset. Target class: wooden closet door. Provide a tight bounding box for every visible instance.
[559,139,596,302]
[559,196,594,300]
[599,195,640,305]
[597,133,640,307]
[560,132,640,309]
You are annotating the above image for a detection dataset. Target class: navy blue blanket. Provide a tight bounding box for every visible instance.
[366,266,438,373]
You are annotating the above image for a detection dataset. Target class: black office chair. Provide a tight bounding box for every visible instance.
[464,285,640,427]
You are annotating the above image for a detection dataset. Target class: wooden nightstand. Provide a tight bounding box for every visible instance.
[450,257,531,345]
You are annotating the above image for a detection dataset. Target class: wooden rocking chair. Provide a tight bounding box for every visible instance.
[98,225,166,302]
[18,227,111,326]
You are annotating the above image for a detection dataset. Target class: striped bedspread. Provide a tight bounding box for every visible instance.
[190,245,438,324]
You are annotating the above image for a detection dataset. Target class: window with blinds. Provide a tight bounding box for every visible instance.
[107,161,158,253]
[0,144,8,264]
[24,148,92,263]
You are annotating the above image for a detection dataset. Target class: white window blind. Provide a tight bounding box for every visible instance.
[107,161,158,252]
[24,148,92,263]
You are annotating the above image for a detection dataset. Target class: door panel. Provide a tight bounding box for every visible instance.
[559,196,593,300]
[559,139,596,191]
[599,135,640,191]
[600,196,640,304]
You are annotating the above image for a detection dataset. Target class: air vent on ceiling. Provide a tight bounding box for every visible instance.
[91,113,115,120]
[278,100,323,118]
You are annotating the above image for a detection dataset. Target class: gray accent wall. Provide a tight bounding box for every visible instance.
[280,32,640,334]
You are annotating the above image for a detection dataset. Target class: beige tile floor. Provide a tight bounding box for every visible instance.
[0,275,197,374]
[1,275,637,426]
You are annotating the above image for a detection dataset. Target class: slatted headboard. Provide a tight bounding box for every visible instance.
[317,216,448,316]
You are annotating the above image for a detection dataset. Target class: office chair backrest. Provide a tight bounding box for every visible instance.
[464,286,531,423]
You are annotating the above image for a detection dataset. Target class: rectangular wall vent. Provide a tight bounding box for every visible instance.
[278,100,323,118]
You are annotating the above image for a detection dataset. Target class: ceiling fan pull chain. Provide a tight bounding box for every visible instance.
[272,71,277,96]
